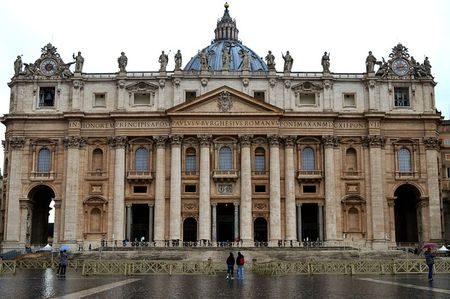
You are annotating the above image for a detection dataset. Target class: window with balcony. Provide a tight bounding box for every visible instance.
[394,87,410,107]
[301,147,315,170]
[398,148,412,173]
[135,147,149,171]
[185,148,197,173]
[255,147,265,173]
[39,87,55,108]
[37,148,51,172]
[219,146,232,170]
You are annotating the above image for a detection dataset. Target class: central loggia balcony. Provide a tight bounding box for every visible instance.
[127,170,153,183]
[212,169,239,182]
[297,170,323,182]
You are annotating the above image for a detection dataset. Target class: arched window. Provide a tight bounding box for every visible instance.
[398,148,411,172]
[345,148,357,171]
[348,207,360,231]
[255,147,265,172]
[90,208,101,232]
[37,148,51,172]
[135,147,149,171]
[92,148,103,171]
[185,148,197,172]
[301,147,315,171]
[219,146,232,170]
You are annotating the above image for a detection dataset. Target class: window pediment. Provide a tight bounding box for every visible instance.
[126,81,158,95]
[291,81,323,93]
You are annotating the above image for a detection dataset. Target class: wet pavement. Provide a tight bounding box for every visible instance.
[0,269,449,298]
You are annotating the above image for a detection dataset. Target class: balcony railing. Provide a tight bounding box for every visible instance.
[297,170,322,181]
[212,169,239,182]
[395,171,417,179]
[183,171,199,177]
[30,171,55,181]
[252,171,268,176]
[127,170,153,182]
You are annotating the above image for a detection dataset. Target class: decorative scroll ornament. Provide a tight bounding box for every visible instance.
[218,184,233,194]
[64,136,87,148]
[197,134,212,146]
[284,136,296,147]
[423,137,440,150]
[108,136,127,148]
[170,135,183,145]
[153,136,168,148]
[239,135,253,147]
[8,137,25,149]
[217,91,233,112]
[322,135,339,147]
[268,135,280,146]
[362,135,385,148]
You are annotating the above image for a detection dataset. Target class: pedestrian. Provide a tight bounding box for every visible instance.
[236,251,245,279]
[226,252,235,279]
[424,247,436,281]
[56,250,68,277]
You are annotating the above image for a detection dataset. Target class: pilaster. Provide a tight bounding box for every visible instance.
[268,134,281,244]
[169,135,183,240]
[198,135,212,241]
[284,136,296,240]
[239,134,252,243]
[153,136,167,244]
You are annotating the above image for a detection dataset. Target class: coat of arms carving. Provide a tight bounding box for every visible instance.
[217,91,233,112]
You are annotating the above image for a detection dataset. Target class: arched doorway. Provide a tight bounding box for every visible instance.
[183,217,197,242]
[28,185,55,245]
[254,217,268,242]
[394,184,421,244]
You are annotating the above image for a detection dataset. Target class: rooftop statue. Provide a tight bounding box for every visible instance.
[239,49,250,71]
[321,51,330,73]
[365,51,377,73]
[222,46,231,71]
[73,51,84,73]
[174,50,182,70]
[282,51,293,72]
[14,55,23,76]
[265,51,276,71]
[118,52,127,72]
[159,51,169,72]
[199,50,209,71]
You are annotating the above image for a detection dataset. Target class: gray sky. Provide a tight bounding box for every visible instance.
[0,0,449,138]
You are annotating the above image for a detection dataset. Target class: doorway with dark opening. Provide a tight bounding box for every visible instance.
[216,203,234,242]
[254,217,268,242]
[394,184,420,244]
[183,217,197,242]
[132,204,149,242]
[301,203,319,241]
[29,185,55,245]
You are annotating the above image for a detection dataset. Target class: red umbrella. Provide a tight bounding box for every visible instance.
[422,242,439,249]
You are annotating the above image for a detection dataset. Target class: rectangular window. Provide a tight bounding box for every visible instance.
[299,93,316,105]
[133,186,147,193]
[185,91,197,101]
[134,93,151,105]
[343,93,356,107]
[302,185,316,193]
[394,87,410,107]
[39,87,55,107]
[255,185,266,193]
[254,91,265,101]
[184,184,197,193]
[443,139,450,146]
[447,168,450,178]
[94,93,106,107]
[446,154,450,160]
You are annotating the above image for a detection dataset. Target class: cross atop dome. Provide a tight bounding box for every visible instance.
[214,2,239,42]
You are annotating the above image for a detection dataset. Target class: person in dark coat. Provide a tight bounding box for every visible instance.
[236,251,245,279]
[424,247,436,281]
[56,250,68,277]
[226,252,235,279]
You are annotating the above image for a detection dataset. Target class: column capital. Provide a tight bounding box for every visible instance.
[239,134,253,147]
[148,203,154,208]
[126,203,133,208]
[108,136,127,148]
[322,135,340,147]
[211,203,218,207]
[296,202,303,207]
[362,135,385,148]
[283,136,297,147]
[7,136,25,149]
[64,136,87,148]
[170,134,183,146]
[268,134,280,146]
[197,134,212,146]
[153,135,168,148]
[233,202,240,207]
[424,137,440,150]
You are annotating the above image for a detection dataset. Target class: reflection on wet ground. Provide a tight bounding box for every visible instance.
[0,269,449,299]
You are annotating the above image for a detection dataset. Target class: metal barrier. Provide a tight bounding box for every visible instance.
[252,258,450,275]
[0,261,16,274]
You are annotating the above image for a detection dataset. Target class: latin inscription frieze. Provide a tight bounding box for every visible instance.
[77,120,171,129]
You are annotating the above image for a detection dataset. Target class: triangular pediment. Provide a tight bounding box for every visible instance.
[167,86,283,116]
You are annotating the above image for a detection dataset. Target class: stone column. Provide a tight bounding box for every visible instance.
[268,135,281,244]
[53,199,62,244]
[148,204,154,242]
[19,200,31,245]
[284,136,296,241]
[296,203,302,242]
[63,136,86,242]
[4,137,25,246]
[110,136,127,242]
[318,203,324,241]
[198,135,212,241]
[323,135,338,242]
[365,135,386,248]
[153,136,167,244]
[234,203,240,241]
[211,203,217,242]
[424,137,443,241]
[169,135,183,241]
[126,204,132,240]
[239,135,252,245]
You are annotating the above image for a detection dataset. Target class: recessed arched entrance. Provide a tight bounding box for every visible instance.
[254,217,268,242]
[183,217,197,242]
[394,184,421,244]
[28,185,55,245]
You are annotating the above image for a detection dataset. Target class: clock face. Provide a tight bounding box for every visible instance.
[392,58,409,76]
[40,59,58,76]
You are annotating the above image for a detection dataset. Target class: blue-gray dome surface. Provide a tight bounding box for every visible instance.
[184,40,268,72]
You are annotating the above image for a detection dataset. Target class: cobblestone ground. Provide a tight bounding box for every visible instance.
[0,269,449,298]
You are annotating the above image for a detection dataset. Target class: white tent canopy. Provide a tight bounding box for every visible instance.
[438,245,449,252]
[41,244,53,251]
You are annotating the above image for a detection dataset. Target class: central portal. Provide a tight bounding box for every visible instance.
[132,204,149,242]
[216,203,234,242]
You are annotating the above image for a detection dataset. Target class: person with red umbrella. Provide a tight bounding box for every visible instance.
[424,247,436,281]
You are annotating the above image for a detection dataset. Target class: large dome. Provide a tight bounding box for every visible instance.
[184,4,268,72]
